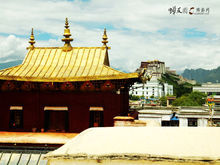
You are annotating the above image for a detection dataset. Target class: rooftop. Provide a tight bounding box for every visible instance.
[45,127,220,162]
[0,132,77,144]
[0,18,138,82]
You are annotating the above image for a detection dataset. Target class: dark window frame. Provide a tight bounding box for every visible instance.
[89,111,104,127]
[9,110,23,129]
[44,110,69,132]
[188,118,198,127]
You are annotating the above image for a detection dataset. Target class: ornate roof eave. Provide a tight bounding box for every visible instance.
[0,72,139,82]
[0,19,140,83]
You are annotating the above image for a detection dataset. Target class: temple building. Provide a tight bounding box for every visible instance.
[0,18,139,133]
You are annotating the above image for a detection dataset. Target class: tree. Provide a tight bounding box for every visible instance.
[159,96,167,106]
[129,95,140,100]
[172,91,206,106]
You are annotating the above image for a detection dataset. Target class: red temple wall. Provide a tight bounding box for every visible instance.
[0,90,129,133]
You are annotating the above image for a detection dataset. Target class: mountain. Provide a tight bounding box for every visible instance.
[182,67,220,83]
[0,60,23,70]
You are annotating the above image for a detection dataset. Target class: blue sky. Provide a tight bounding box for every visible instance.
[0,0,220,73]
[184,28,206,38]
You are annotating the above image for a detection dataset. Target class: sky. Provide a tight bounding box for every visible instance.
[0,0,220,73]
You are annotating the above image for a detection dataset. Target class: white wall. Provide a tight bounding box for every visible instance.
[129,76,173,98]
[198,118,208,127]
[179,118,188,127]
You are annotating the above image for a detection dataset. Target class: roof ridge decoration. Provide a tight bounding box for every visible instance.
[27,28,35,50]
[0,20,139,82]
[62,18,73,51]
[102,28,108,47]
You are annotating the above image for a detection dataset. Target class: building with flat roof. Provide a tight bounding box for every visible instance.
[129,76,173,98]
[193,83,220,95]
[193,83,220,107]
[138,106,220,127]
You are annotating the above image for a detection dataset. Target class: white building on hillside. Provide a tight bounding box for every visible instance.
[138,60,165,79]
[129,76,173,98]
[140,60,165,74]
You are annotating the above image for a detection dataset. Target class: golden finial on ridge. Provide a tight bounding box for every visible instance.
[27,28,35,50]
[65,18,69,29]
[102,28,108,47]
[62,17,73,51]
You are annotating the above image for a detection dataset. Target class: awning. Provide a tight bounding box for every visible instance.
[171,116,179,121]
[89,107,104,111]
[10,106,23,110]
[44,106,68,111]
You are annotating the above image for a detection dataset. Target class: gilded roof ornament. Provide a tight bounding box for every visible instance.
[62,18,73,51]
[102,28,108,47]
[27,28,35,50]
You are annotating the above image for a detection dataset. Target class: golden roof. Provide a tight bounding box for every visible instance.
[0,47,138,82]
[0,19,138,82]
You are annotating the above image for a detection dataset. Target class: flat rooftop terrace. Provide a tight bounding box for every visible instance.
[0,132,78,146]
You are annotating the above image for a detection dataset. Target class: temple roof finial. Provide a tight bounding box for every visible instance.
[65,17,69,29]
[62,17,73,51]
[102,28,108,47]
[28,28,35,50]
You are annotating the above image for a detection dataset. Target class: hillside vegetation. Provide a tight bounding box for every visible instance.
[172,91,207,106]
[160,73,192,97]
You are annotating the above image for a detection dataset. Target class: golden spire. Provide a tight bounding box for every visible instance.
[62,18,73,51]
[28,28,35,50]
[102,28,108,47]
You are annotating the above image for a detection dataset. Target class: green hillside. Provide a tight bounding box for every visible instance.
[159,73,192,97]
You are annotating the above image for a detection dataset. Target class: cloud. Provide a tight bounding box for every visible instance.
[0,35,27,62]
[109,30,220,72]
[0,0,219,73]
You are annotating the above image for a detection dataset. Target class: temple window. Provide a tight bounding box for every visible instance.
[9,106,23,129]
[89,107,104,127]
[44,106,69,132]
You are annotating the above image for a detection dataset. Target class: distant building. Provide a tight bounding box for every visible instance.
[138,106,220,127]
[138,60,165,79]
[179,75,197,85]
[131,60,173,98]
[193,83,220,95]
[140,60,165,74]
[129,76,173,98]
[193,83,220,107]
[165,67,177,75]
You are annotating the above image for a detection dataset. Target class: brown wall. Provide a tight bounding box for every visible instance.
[0,89,129,133]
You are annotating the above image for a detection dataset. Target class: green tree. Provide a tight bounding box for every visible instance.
[159,96,167,106]
[172,91,206,106]
[129,95,140,100]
